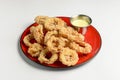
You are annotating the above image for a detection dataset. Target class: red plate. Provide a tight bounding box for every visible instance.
[20,17,102,68]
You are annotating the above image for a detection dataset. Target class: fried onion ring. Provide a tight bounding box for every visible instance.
[59,26,85,42]
[46,36,66,53]
[58,37,70,48]
[23,34,34,47]
[44,30,58,44]
[30,25,44,44]
[59,48,79,66]
[69,42,92,54]
[34,16,49,25]
[38,49,58,64]
[28,43,43,57]
[44,18,66,30]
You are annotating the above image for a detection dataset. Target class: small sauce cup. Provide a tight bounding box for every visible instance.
[70,14,92,31]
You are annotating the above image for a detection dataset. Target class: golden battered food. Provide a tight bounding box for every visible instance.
[28,43,43,57]
[23,34,34,47]
[44,17,66,30]
[38,49,58,64]
[44,30,58,44]
[59,26,85,42]
[23,15,92,66]
[34,16,49,25]
[58,37,69,48]
[46,36,69,53]
[59,48,79,66]
[69,42,92,54]
[30,25,44,44]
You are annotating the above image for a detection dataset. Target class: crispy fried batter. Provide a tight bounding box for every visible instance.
[30,25,44,44]
[23,34,34,47]
[44,17,66,30]
[59,26,85,42]
[34,16,49,25]
[28,43,43,57]
[38,49,58,64]
[59,48,79,66]
[46,36,69,53]
[69,42,92,54]
[44,30,58,44]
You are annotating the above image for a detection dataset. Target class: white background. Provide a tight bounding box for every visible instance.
[0,0,120,80]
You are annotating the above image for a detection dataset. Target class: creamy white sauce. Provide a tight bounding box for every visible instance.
[72,19,89,27]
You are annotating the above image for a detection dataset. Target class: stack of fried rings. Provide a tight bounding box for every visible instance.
[23,16,92,66]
